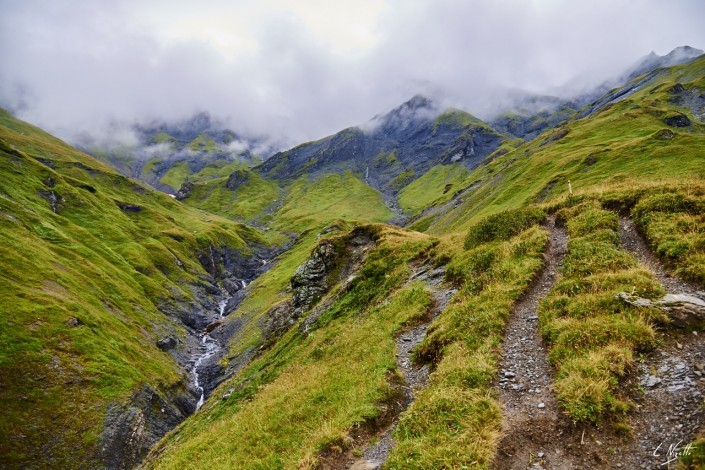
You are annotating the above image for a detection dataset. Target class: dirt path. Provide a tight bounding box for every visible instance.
[619,218,702,294]
[347,266,456,470]
[612,217,705,468]
[492,216,580,469]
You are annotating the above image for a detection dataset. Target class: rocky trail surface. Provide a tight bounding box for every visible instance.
[318,264,456,470]
[492,216,579,470]
[611,217,705,468]
[492,216,705,469]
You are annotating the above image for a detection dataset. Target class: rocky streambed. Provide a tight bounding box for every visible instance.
[99,243,281,469]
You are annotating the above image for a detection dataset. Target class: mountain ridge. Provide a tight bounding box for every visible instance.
[1,47,705,469]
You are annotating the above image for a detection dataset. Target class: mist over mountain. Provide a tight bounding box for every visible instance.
[75,111,282,193]
[3,2,705,468]
[2,0,705,149]
[3,25,705,469]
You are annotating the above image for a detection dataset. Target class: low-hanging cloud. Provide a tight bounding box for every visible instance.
[1,0,704,150]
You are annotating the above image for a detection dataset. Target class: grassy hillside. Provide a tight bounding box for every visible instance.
[0,109,271,467]
[148,226,438,468]
[411,55,705,234]
[4,54,705,469]
[186,171,395,378]
[144,56,705,469]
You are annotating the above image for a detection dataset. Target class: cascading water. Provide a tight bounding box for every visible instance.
[191,295,229,411]
[192,334,217,410]
[218,298,227,317]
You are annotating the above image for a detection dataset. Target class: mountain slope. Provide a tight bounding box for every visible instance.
[4,51,705,469]
[145,55,705,469]
[411,54,705,235]
[82,112,270,194]
[257,96,507,196]
[0,109,278,468]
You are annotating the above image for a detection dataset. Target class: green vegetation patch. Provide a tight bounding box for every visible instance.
[540,205,665,423]
[389,168,416,193]
[181,168,281,224]
[386,222,548,468]
[147,228,437,469]
[158,161,193,190]
[271,172,393,234]
[398,164,472,216]
[464,206,546,248]
[433,108,496,133]
[632,192,705,286]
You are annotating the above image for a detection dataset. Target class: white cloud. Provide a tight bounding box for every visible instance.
[1,0,704,148]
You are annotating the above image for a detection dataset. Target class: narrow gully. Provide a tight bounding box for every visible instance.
[190,290,238,411]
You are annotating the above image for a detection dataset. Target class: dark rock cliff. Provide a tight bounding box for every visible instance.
[254,96,506,197]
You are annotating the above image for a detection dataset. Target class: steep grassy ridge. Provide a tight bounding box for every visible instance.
[414,55,705,235]
[0,109,270,467]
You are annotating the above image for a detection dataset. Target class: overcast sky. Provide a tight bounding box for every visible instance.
[1,0,704,147]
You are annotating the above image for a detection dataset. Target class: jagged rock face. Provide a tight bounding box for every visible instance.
[175,181,194,200]
[260,227,377,344]
[255,96,505,196]
[99,385,192,470]
[291,240,338,311]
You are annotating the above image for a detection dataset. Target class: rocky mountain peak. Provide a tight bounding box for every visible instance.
[626,45,704,81]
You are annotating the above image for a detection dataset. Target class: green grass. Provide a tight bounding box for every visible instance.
[188,134,219,154]
[389,168,415,192]
[181,168,282,224]
[417,56,705,236]
[433,108,499,133]
[151,132,177,145]
[632,192,705,286]
[386,221,548,468]
[0,109,271,467]
[539,204,665,423]
[141,156,163,180]
[398,164,471,216]
[269,172,393,233]
[189,160,249,183]
[159,161,193,190]
[147,227,437,469]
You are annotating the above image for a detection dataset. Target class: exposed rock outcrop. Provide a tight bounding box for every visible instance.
[156,336,177,351]
[175,182,194,200]
[99,385,192,470]
[663,113,692,127]
[617,291,705,327]
[225,169,250,190]
[291,240,339,312]
[38,189,62,213]
[115,202,143,213]
[260,226,377,345]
